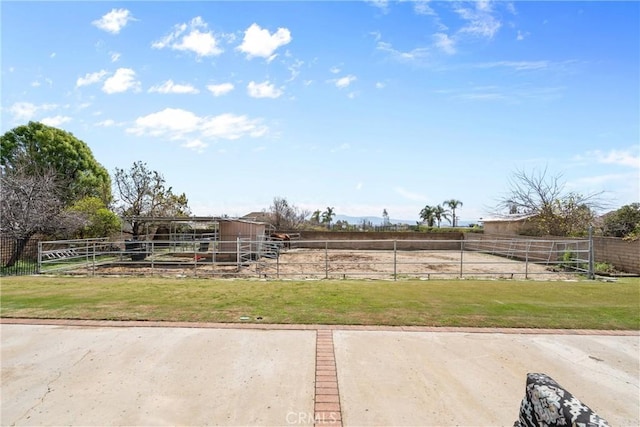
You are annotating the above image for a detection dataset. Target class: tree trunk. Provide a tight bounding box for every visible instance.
[4,236,30,268]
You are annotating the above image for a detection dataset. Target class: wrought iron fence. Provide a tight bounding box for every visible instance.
[1,236,39,276]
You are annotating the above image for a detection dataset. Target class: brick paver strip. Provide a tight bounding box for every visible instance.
[315,329,342,427]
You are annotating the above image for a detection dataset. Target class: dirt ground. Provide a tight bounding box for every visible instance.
[91,249,577,280]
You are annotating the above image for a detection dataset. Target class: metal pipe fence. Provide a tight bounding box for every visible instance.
[38,237,592,280]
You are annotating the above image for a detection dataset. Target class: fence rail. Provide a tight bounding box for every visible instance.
[36,237,592,280]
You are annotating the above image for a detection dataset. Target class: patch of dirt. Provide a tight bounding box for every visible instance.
[81,249,577,280]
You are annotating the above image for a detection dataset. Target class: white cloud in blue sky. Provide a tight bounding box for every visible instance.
[92,8,135,34]
[1,1,638,221]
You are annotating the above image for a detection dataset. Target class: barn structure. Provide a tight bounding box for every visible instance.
[120,216,274,262]
[480,214,537,235]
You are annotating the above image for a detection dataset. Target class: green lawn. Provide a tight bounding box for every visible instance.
[1,276,638,329]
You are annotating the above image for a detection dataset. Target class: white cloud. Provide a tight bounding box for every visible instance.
[286,59,304,82]
[201,113,268,139]
[433,33,456,55]
[375,82,385,89]
[102,68,141,94]
[334,75,357,89]
[8,102,56,121]
[474,61,550,71]
[50,52,56,58]
[152,17,222,58]
[329,66,341,74]
[92,9,135,34]
[181,139,208,153]
[247,81,283,98]
[128,108,201,138]
[95,119,117,127]
[237,23,291,60]
[148,80,199,94]
[127,108,268,144]
[367,0,389,14]
[110,52,121,62]
[40,115,72,127]
[454,2,502,39]
[76,70,108,87]
[207,83,234,96]
[376,41,429,62]
[584,149,640,169]
[31,80,41,87]
[414,0,436,16]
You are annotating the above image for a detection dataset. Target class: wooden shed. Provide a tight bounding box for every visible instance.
[481,214,537,235]
[216,218,270,261]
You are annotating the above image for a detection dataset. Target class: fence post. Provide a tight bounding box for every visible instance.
[588,226,594,279]
[92,241,96,276]
[460,239,464,278]
[393,240,397,281]
[325,241,329,279]
[525,241,530,280]
[37,240,42,274]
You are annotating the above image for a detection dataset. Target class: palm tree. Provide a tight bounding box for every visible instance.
[419,205,436,227]
[434,204,451,228]
[321,207,335,229]
[310,210,321,225]
[443,199,463,227]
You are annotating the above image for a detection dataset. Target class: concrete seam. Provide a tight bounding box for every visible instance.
[1,319,637,336]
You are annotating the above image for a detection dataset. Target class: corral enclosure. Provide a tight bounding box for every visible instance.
[39,234,590,280]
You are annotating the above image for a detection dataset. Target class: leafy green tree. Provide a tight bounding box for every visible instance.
[443,199,463,227]
[433,205,451,228]
[602,203,640,239]
[0,121,111,205]
[66,196,121,238]
[419,205,436,227]
[113,161,190,238]
[321,207,335,229]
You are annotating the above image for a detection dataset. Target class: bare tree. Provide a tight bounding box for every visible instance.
[496,167,606,236]
[0,160,65,266]
[268,197,309,230]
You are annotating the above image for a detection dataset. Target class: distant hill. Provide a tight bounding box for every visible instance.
[333,215,474,227]
[333,215,413,226]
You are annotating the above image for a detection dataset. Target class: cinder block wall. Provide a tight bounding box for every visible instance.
[293,231,463,250]
[592,237,640,274]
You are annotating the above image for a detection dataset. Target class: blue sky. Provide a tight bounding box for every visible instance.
[2,1,639,223]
